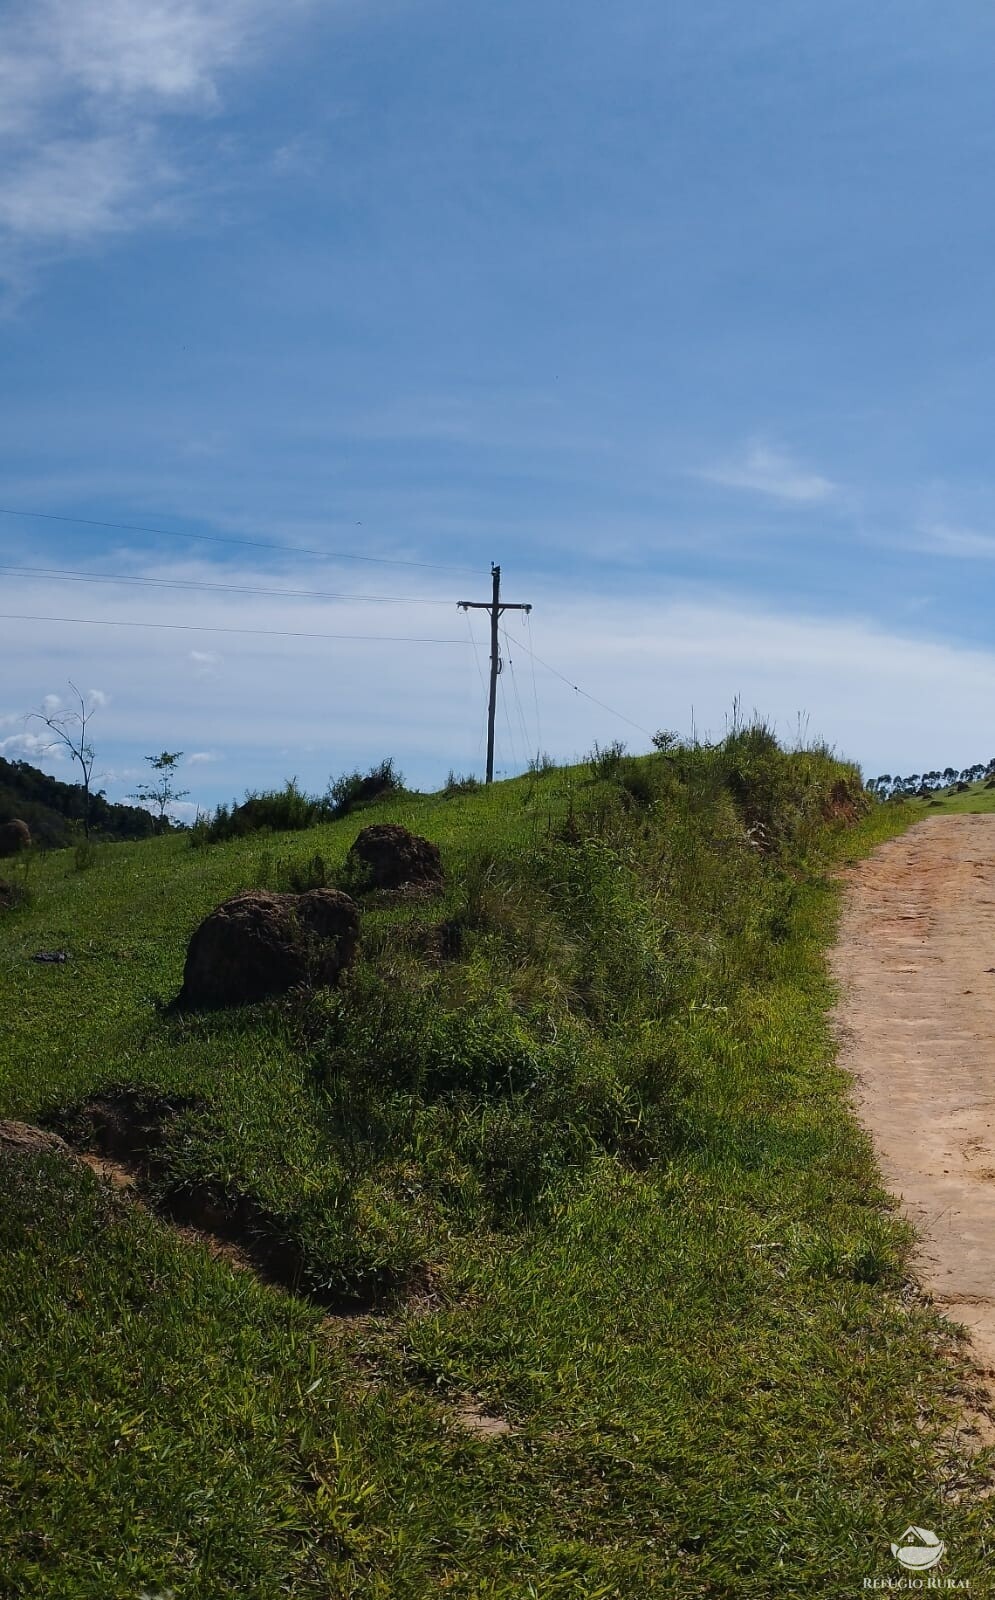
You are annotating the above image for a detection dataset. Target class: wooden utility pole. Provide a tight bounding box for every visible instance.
[458,564,532,782]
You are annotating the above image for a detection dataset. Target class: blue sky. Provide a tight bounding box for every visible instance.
[3,0,995,814]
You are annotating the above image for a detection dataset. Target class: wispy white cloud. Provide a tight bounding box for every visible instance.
[186,749,219,765]
[0,0,314,259]
[698,440,836,504]
[189,649,223,678]
[918,523,995,559]
[2,552,995,800]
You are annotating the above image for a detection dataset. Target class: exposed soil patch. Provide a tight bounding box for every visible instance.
[832,815,995,1415]
[453,1402,514,1439]
[49,1087,196,1166]
[0,1119,70,1157]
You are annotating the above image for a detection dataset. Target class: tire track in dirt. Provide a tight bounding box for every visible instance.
[832,814,995,1379]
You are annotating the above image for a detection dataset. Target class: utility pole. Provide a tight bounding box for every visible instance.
[458,563,532,782]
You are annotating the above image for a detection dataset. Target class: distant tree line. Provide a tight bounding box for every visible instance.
[865,761,995,800]
[0,757,160,847]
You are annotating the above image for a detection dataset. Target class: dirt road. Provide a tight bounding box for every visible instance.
[832,814,995,1376]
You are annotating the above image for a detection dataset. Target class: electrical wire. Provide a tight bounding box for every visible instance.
[0,612,470,645]
[498,669,518,771]
[500,623,655,741]
[504,640,532,761]
[0,506,482,576]
[0,563,455,607]
[462,607,489,759]
[524,610,542,756]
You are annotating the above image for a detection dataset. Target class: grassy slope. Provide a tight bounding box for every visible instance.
[904,780,995,816]
[1,749,991,1599]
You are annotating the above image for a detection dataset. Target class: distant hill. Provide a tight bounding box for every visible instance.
[0,757,159,847]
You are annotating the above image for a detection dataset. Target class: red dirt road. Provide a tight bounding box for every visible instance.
[832,814,995,1376]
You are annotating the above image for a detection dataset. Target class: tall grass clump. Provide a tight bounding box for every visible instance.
[190,778,331,845]
[326,757,405,818]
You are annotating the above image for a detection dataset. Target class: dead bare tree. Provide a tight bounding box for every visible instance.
[29,683,100,838]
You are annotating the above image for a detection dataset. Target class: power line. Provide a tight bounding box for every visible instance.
[0,505,482,576]
[499,623,655,741]
[498,670,518,771]
[0,563,455,607]
[463,606,489,761]
[504,637,532,759]
[524,611,542,754]
[0,612,470,645]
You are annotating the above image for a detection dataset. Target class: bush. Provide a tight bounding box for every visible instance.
[327,758,404,819]
[443,770,481,796]
[72,835,100,873]
[527,751,558,775]
[616,756,659,810]
[587,739,626,781]
[274,853,331,893]
[191,780,330,844]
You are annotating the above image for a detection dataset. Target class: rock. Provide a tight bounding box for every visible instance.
[956,781,971,792]
[0,1120,70,1158]
[179,887,360,1008]
[0,819,31,858]
[347,823,443,892]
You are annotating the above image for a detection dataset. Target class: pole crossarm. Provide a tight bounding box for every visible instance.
[456,563,532,782]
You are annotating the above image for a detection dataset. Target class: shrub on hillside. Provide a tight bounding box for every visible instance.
[275,853,331,893]
[327,758,405,819]
[192,779,331,845]
[527,751,558,775]
[443,769,481,796]
[587,739,626,781]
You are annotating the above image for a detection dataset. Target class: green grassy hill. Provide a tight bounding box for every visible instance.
[1,735,990,1598]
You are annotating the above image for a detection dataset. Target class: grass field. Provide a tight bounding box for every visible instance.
[904,780,995,816]
[1,736,992,1598]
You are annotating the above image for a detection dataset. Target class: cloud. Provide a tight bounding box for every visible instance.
[919,523,995,559]
[189,649,223,678]
[2,551,995,801]
[169,799,202,822]
[698,441,836,504]
[36,686,109,715]
[0,133,174,242]
[0,0,313,258]
[186,750,219,765]
[0,729,64,760]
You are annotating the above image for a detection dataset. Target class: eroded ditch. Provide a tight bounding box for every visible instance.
[42,1086,402,1316]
